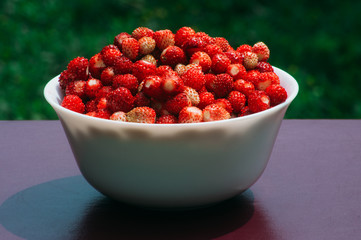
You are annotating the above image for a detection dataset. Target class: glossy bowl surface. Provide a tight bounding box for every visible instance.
[44,66,298,208]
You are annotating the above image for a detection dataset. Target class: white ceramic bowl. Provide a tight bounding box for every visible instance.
[44,66,298,209]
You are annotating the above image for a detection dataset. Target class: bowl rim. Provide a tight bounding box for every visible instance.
[44,66,299,128]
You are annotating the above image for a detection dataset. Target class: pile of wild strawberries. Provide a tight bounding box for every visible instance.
[59,26,287,124]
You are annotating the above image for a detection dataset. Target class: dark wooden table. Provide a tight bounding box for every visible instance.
[1,120,360,240]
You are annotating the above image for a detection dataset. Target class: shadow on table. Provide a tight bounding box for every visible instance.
[0,175,274,240]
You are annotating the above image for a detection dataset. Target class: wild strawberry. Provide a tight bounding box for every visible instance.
[227,91,246,113]
[112,74,139,95]
[178,106,203,123]
[156,65,174,77]
[243,51,258,70]
[160,45,187,67]
[238,106,251,117]
[184,86,200,106]
[165,92,192,115]
[67,57,89,80]
[131,60,157,82]
[142,75,164,100]
[138,37,156,55]
[100,67,115,86]
[95,86,112,99]
[89,53,106,79]
[113,55,133,74]
[211,53,231,74]
[85,78,103,99]
[93,109,111,119]
[224,49,243,64]
[214,37,231,52]
[65,80,86,99]
[207,73,233,98]
[233,79,255,97]
[204,44,223,58]
[195,32,216,45]
[110,111,127,121]
[226,63,247,80]
[161,74,185,96]
[189,51,212,73]
[61,95,85,113]
[134,91,151,107]
[236,44,252,53]
[132,27,154,40]
[101,45,122,66]
[181,66,206,91]
[174,63,187,76]
[254,72,276,91]
[59,69,75,89]
[214,98,233,113]
[175,26,196,47]
[114,32,132,50]
[85,111,97,117]
[141,54,157,66]
[202,104,230,122]
[96,97,108,110]
[262,71,280,85]
[150,99,169,116]
[252,42,270,62]
[107,87,135,113]
[154,29,175,50]
[85,99,97,113]
[256,61,274,73]
[265,84,288,106]
[248,90,270,113]
[156,114,178,124]
[182,36,207,57]
[126,107,156,124]
[244,69,261,84]
[198,91,215,109]
[121,38,139,61]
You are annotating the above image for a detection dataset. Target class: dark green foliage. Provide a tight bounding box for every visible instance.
[1,0,360,119]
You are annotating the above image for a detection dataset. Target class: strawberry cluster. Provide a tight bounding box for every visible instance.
[59,26,287,124]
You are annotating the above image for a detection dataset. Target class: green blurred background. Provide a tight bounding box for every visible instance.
[1,0,360,120]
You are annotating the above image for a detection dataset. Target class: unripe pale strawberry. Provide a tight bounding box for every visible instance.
[178,106,203,123]
[126,107,156,124]
[202,104,230,122]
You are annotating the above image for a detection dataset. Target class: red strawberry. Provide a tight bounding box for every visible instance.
[244,69,261,84]
[165,92,192,115]
[141,54,157,66]
[184,86,200,106]
[204,44,223,58]
[252,42,270,62]
[198,91,215,109]
[67,57,89,80]
[134,91,151,107]
[160,45,187,67]
[238,106,251,117]
[178,106,203,123]
[224,49,243,64]
[233,79,255,97]
[65,80,86,99]
[114,32,132,50]
[207,73,233,98]
[265,84,287,106]
[243,51,258,70]
[92,109,111,119]
[131,60,157,82]
[150,99,169,116]
[142,75,164,100]
[262,71,280,85]
[248,90,270,113]
[156,65,174,77]
[254,72,274,91]
[214,37,231,52]
[112,74,139,95]
[85,78,103,99]
[182,36,207,57]
[236,44,252,53]
[121,38,140,61]
[107,87,135,113]
[96,97,108,110]
[113,55,133,74]
[58,69,75,90]
[181,66,206,91]
[227,91,246,113]
[110,111,127,121]
[156,114,178,124]
[100,67,115,86]
[138,37,156,55]
[226,63,247,80]
[61,95,85,113]
[85,99,98,113]
[95,86,112,99]
[211,53,231,74]
[89,53,106,79]
[202,104,230,122]
[132,27,154,40]
[126,107,156,124]
[101,45,122,66]
[175,26,196,47]
[154,29,175,50]
[161,73,185,96]
[256,61,274,73]
[189,51,212,73]
[214,98,233,113]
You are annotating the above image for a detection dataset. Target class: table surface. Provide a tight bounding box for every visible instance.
[0,120,360,240]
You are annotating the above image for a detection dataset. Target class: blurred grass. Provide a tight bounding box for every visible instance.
[1,0,361,119]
